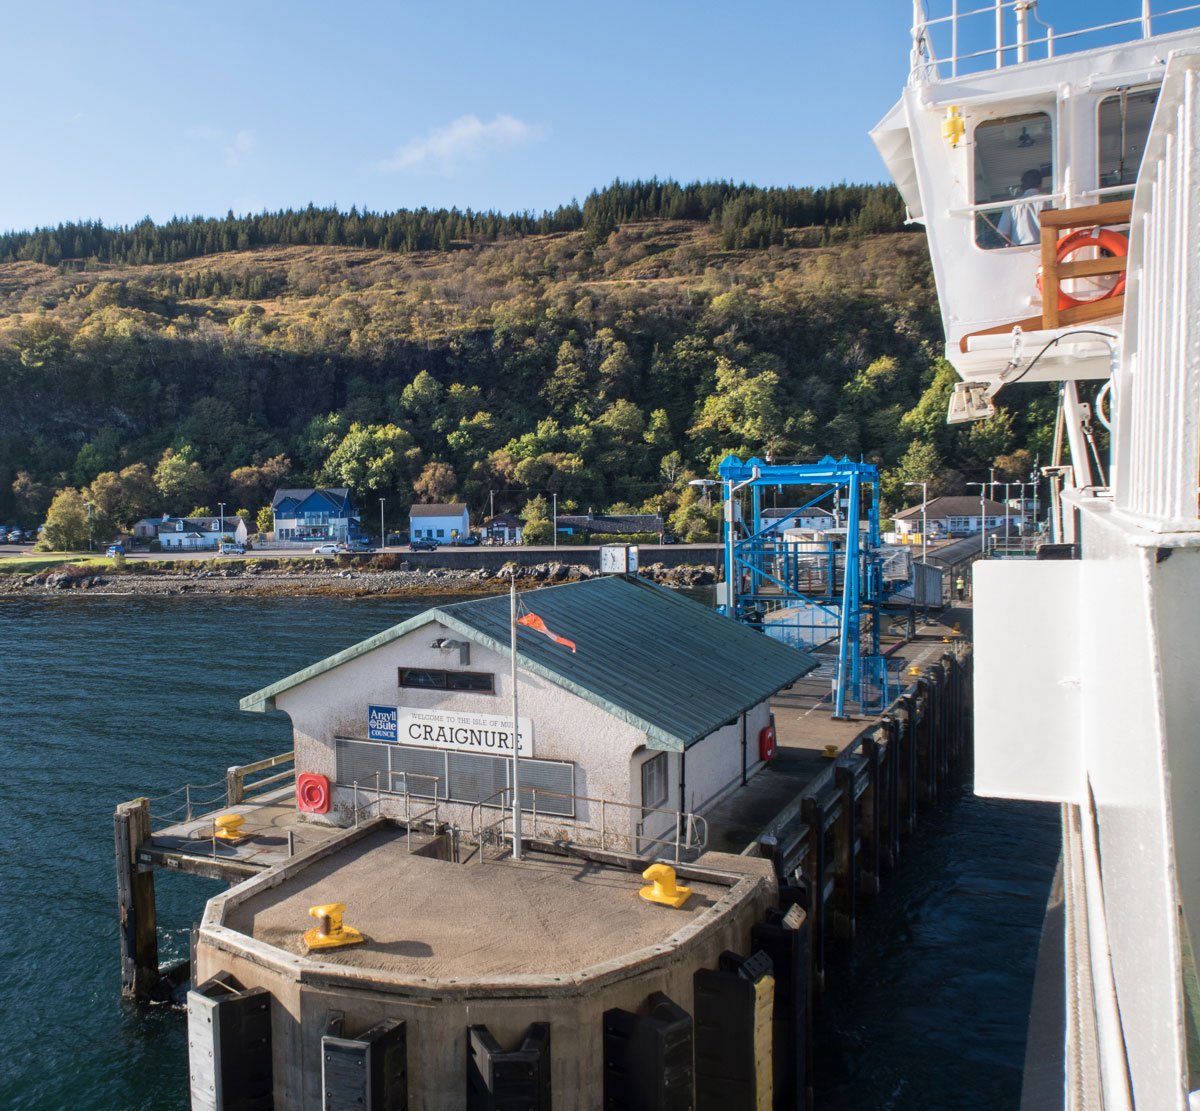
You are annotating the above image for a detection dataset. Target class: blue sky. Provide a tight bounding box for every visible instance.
[0,1,1160,232]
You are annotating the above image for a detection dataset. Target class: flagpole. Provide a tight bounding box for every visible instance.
[510,574,522,861]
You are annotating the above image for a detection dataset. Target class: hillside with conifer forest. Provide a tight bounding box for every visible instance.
[0,179,1056,543]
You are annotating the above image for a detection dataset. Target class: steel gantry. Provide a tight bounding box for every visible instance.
[717,454,897,718]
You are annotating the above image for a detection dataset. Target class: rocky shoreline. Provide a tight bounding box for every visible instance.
[0,558,716,599]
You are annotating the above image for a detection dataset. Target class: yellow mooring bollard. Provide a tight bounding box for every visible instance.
[303,903,365,951]
[638,863,692,909]
[213,814,247,843]
[821,744,839,760]
[907,664,922,677]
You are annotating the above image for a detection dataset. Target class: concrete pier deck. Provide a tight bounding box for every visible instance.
[702,605,972,856]
[221,826,740,980]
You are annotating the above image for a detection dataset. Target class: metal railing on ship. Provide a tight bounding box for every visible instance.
[470,788,708,864]
[910,1,1200,82]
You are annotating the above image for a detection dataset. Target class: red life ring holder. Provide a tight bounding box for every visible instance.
[1039,227,1128,310]
[758,725,777,762]
[297,772,330,814]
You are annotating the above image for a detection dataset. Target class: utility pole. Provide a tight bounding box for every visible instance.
[379,498,385,550]
[552,492,557,550]
[489,489,495,521]
[904,481,928,564]
[509,575,522,861]
[218,502,225,537]
[967,482,988,555]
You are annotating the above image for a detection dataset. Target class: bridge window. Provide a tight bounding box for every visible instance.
[974,111,1054,249]
[1098,88,1158,195]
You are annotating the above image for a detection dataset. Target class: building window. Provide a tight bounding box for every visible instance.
[974,111,1054,249]
[641,752,668,810]
[1098,88,1158,193]
[437,529,445,538]
[398,668,495,694]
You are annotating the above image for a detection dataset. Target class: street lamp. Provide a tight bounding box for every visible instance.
[688,477,717,509]
[218,502,225,537]
[967,482,988,555]
[903,481,928,565]
[722,469,760,618]
[379,498,385,550]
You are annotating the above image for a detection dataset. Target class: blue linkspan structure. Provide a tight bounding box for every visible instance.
[717,454,901,719]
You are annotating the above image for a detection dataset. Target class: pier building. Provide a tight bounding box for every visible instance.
[239,575,818,849]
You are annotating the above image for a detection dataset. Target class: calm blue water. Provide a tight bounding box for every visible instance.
[0,594,430,1111]
[0,594,1059,1110]
[812,779,1061,1110]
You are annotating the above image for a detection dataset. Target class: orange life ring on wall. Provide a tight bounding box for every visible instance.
[1037,227,1128,310]
[297,772,330,814]
[758,725,777,762]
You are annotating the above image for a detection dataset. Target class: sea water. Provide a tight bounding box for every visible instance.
[0,594,1058,1109]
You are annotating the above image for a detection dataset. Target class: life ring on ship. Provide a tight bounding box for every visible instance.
[1037,227,1128,310]
[297,772,331,814]
[759,725,777,763]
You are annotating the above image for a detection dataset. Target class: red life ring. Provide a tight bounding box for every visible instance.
[297,772,330,814]
[1038,227,1128,310]
[758,725,777,762]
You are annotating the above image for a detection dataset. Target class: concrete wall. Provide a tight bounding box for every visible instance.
[372,546,720,572]
[193,852,778,1111]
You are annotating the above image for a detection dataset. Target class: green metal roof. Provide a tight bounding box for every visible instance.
[241,576,818,751]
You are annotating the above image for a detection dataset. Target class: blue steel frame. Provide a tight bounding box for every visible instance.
[717,454,887,718]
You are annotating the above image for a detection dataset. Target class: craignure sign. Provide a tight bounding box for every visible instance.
[368,704,532,756]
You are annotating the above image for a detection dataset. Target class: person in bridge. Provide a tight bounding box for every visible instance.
[955,574,965,601]
[997,169,1048,246]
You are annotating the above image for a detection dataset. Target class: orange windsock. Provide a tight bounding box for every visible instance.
[517,611,577,652]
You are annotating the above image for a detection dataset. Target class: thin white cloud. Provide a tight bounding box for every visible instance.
[223,130,256,168]
[378,114,545,173]
[186,125,256,169]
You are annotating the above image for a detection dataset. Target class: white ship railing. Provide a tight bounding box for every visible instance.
[1116,52,1200,524]
[910,1,1200,82]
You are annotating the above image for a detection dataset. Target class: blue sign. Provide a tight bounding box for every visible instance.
[368,705,398,742]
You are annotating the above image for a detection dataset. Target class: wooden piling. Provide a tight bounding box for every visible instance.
[115,797,158,1002]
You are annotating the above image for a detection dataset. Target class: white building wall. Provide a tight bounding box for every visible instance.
[410,512,469,540]
[275,620,647,837]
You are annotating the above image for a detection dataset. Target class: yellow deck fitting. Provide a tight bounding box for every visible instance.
[952,622,962,634]
[907,664,922,677]
[213,814,247,843]
[639,863,692,909]
[821,744,839,759]
[303,903,365,951]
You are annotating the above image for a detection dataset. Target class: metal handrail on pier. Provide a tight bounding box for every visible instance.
[470,787,708,864]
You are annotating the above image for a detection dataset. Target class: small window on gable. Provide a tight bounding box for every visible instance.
[974,111,1054,250]
[1098,88,1158,197]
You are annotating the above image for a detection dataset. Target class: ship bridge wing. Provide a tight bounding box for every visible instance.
[871,97,923,221]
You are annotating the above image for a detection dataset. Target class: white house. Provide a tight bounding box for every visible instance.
[239,576,817,849]
[409,502,470,542]
[155,514,248,551]
[893,495,1008,538]
[759,506,836,534]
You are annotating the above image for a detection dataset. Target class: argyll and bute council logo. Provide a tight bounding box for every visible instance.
[368,705,398,742]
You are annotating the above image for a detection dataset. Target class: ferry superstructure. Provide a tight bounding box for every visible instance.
[873,5,1200,1107]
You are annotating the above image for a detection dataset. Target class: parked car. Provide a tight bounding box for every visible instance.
[455,534,480,547]
[7,530,23,543]
[409,537,439,551]
[661,533,678,545]
[106,543,125,557]
[312,543,340,555]
[219,542,245,555]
